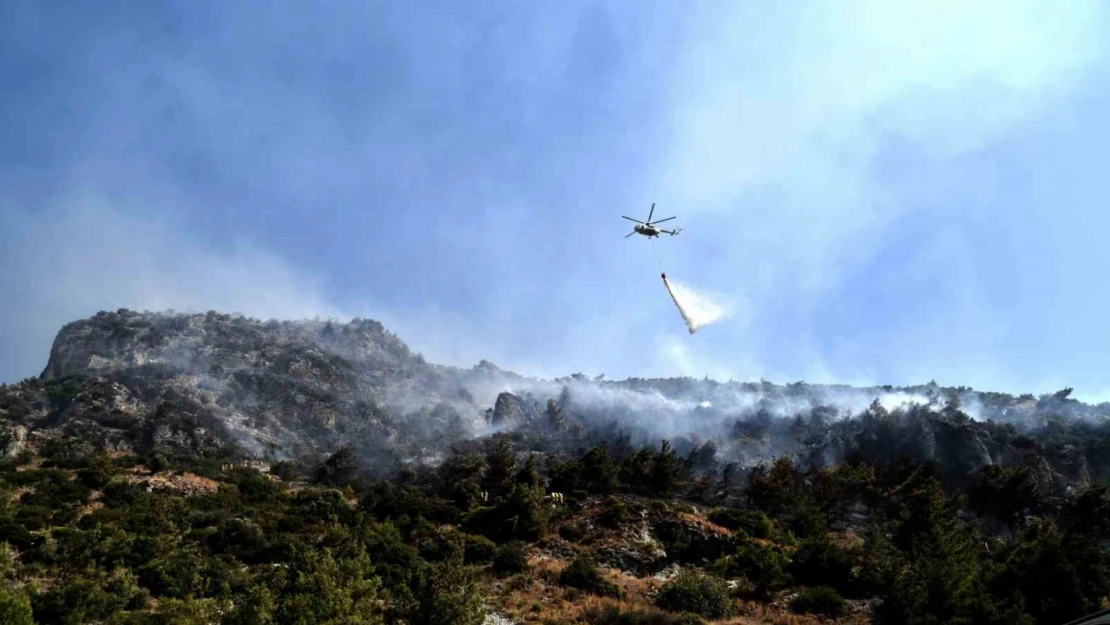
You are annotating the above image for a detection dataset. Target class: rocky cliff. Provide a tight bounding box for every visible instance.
[2,309,484,470]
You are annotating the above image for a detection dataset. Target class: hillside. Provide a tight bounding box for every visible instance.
[3,309,1109,492]
[0,309,1107,625]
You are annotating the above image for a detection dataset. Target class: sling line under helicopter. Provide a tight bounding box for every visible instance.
[649,237,664,271]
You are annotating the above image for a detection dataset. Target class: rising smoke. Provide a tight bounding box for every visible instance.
[39,311,1109,479]
[661,273,728,334]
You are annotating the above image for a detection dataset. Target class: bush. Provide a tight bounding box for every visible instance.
[651,519,733,565]
[706,508,773,539]
[409,554,485,625]
[558,556,622,598]
[790,586,845,617]
[462,533,497,565]
[598,498,632,529]
[713,541,789,599]
[492,541,529,576]
[788,537,858,596]
[559,520,589,543]
[0,587,34,625]
[465,484,551,542]
[146,453,169,473]
[654,570,732,619]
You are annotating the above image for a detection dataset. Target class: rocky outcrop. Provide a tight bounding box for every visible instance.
[1,425,27,457]
[5,310,482,464]
[127,471,221,495]
[485,391,549,428]
[490,393,524,426]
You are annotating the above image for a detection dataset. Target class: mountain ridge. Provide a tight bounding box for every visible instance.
[2,308,1108,494]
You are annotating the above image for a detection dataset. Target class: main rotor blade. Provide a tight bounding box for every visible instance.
[647,202,655,223]
[622,216,645,224]
[625,231,636,238]
[649,215,676,225]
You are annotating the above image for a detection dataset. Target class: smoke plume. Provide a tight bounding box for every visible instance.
[661,274,728,334]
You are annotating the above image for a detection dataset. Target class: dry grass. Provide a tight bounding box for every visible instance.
[491,554,657,624]
[15,457,43,472]
[827,532,863,550]
[11,486,34,501]
[675,511,734,538]
[487,551,865,625]
[725,598,871,625]
[126,471,220,495]
[748,537,795,553]
[482,497,867,625]
[485,548,871,625]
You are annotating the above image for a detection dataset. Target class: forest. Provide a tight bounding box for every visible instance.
[0,429,1105,625]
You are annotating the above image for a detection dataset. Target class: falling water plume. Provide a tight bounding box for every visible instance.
[661,272,727,334]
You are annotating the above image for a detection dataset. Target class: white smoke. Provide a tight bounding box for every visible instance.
[876,392,932,413]
[661,274,729,334]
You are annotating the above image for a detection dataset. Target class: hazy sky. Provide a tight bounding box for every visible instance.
[3,1,1109,401]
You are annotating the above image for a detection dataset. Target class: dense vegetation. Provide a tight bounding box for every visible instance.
[0,429,1104,625]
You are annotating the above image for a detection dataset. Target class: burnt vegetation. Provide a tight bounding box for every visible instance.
[0,310,1107,624]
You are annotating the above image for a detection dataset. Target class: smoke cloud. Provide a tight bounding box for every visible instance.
[661,274,728,334]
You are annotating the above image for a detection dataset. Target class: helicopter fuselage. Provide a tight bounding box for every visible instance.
[623,203,680,238]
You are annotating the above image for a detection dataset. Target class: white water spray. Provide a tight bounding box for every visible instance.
[661,273,728,334]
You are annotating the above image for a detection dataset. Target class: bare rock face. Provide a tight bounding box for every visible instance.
[594,517,668,575]
[7,309,483,465]
[491,393,525,427]
[487,391,547,428]
[1,425,27,457]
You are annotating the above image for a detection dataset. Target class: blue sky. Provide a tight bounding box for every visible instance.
[2,1,1110,401]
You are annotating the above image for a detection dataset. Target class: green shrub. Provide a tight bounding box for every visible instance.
[492,541,529,576]
[651,519,733,565]
[598,498,631,529]
[462,533,497,565]
[0,587,34,625]
[654,570,732,619]
[712,541,789,599]
[409,554,484,625]
[146,453,169,473]
[706,508,773,539]
[790,586,846,618]
[558,556,622,598]
[465,484,551,542]
[559,521,589,543]
[31,567,143,624]
[77,466,112,489]
[787,537,858,596]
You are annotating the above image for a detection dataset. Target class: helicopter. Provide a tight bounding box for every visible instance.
[623,203,681,238]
